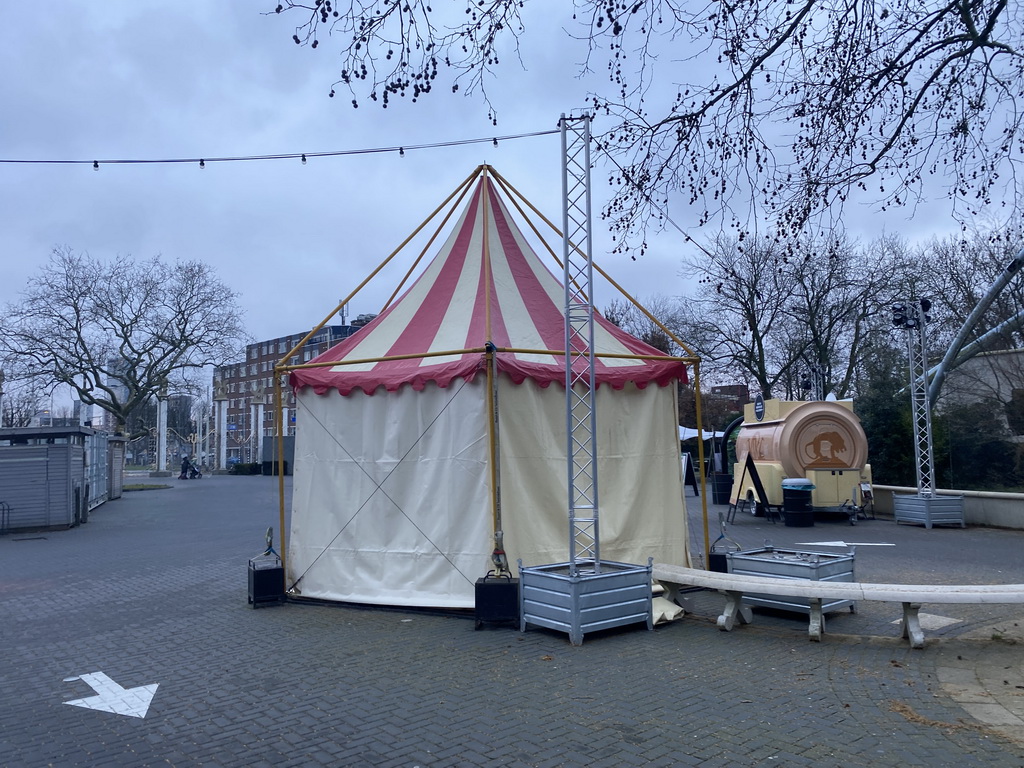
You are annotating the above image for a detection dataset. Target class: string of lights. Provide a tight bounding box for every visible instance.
[3,123,711,260]
[0,129,559,169]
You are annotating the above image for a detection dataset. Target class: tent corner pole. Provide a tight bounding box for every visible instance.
[274,371,287,586]
[485,345,502,548]
[692,361,710,569]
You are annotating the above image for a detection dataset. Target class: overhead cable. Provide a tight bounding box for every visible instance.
[0,129,559,168]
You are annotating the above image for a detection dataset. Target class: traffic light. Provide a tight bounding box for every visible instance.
[892,303,907,327]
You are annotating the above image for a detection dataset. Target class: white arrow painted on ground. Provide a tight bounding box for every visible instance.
[796,541,896,547]
[63,672,158,719]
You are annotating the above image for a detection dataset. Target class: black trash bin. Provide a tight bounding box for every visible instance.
[781,480,815,527]
[711,474,733,505]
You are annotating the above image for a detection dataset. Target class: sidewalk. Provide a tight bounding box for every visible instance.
[1,475,1022,766]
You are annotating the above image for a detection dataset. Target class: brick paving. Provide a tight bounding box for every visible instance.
[1,476,1023,766]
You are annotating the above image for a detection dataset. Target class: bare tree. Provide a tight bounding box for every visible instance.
[603,295,686,355]
[918,222,1024,348]
[784,235,905,398]
[0,372,44,428]
[273,1,1024,249]
[0,247,247,435]
[677,235,795,398]
[679,234,909,400]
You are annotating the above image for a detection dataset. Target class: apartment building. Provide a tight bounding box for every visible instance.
[212,320,372,464]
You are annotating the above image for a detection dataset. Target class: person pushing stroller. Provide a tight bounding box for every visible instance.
[178,455,201,479]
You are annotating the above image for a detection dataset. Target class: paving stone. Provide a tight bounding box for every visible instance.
[3,477,1024,765]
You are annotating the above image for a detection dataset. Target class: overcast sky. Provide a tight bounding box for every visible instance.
[1,2,957,353]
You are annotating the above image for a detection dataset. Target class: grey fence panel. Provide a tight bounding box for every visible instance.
[85,432,109,510]
[0,447,57,529]
[108,439,125,499]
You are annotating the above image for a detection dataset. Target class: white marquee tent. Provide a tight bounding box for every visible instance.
[284,166,693,608]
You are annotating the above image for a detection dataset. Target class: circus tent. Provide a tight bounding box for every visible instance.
[284,166,692,608]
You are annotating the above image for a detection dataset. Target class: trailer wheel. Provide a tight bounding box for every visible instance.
[747,491,763,517]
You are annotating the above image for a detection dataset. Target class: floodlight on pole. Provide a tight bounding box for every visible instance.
[893,298,936,496]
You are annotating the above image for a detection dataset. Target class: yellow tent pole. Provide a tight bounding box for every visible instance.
[492,167,707,570]
[381,172,479,312]
[281,348,697,374]
[480,169,504,560]
[277,164,709,576]
[486,345,501,538]
[283,347,489,371]
[274,372,287,582]
[276,164,486,370]
[278,348,696,378]
[589,264,697,357]
[271,167,486,547]
[482,167,493,342]
[490,169,697,358]
[691,360,710,569]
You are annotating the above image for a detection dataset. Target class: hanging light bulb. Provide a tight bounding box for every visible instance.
[199,159,206,169]
[301,154,307,165]
[399,147,405,157]
[492,138,498,147]
[93,161,99,171]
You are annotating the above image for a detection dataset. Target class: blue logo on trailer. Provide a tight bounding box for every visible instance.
[754,394,765,421]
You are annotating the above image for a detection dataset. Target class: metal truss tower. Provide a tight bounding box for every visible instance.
[893,300,936,495]
[518,113,655,645]
[560,113,600,575]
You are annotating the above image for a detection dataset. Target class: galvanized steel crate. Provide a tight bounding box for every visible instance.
[726,547,856,615]
[893,494,965,529]
[519,559,653,645]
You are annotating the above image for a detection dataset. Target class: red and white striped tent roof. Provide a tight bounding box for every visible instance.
[290,175,687,396]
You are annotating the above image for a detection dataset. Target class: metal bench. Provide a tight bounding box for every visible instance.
[653,563,1024,649]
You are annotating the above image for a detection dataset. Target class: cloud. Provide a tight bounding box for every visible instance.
[0,1,960,354]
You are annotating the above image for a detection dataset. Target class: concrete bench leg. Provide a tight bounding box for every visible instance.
[901,602,925,649]
[659,582,686,610]
[808,597,824,642]
[717,590,752,631]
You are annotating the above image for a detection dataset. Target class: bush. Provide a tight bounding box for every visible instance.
[229,462,262,475]
[936,401,1017,491]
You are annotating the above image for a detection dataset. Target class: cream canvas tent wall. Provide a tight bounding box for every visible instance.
[285,167,692,608]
